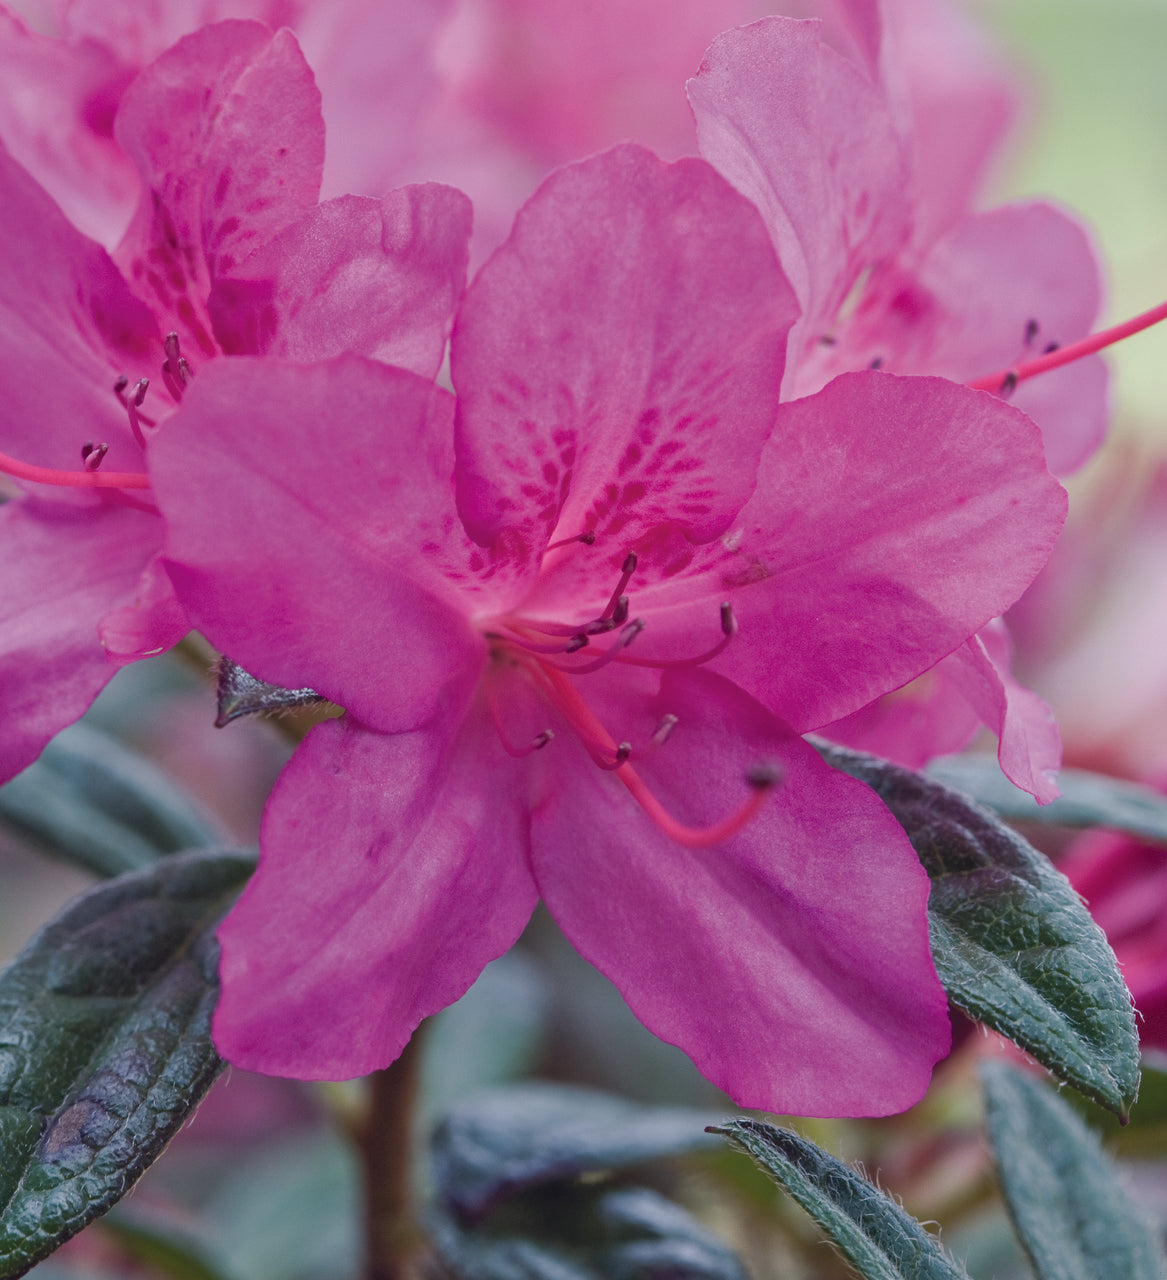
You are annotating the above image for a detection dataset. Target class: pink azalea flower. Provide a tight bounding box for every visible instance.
[687,6,1105,800]
[0,19,471,782]
[151,145,1066,1115]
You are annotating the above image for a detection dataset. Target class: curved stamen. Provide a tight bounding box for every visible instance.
[491,625,589,655]
[550,619,644,674]
[651,713,679,747]
[618,761,780,849]
[968,298,1167,392]
[484,671,556,758]
[81,442,108,472]
[546,529,596,551]
[617,603,736,670]
[0,448,150,489]
[595,741,632,771]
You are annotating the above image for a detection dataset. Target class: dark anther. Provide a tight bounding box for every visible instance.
[1024,318,1039,347]
[81,442,108,471]
[869,356,884,370]
[614,742,632,765]
[164,332,182,363]
[113,374,129,395]
[580,531,596,545]
[533,730,555,750]
[746,762,783,790]
[611,595,630,626]
[565,633,589,653]
[1043,341,1060,355]
[719,603,737,637]
[621,551,638,575]
[132,377,150,406]
[651,713,679,747]
[999,371,1018,396]
[819,334,838,346]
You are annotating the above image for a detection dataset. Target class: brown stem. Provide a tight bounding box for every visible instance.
[355,1027,428,1280]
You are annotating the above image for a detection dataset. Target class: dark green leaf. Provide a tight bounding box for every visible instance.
[981,1062,1163,1280]
[818,744,1141,1118]
[214,657,324,727]
[712,1118,968,1280]
[0,848,255,1278]
[431,1084,720,1221]
[927,756,1167,844]
[0,723,223,877]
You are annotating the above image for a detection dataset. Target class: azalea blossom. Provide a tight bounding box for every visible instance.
[687,6,1106,800]
[151,145,1066,1115]
[0,19,471,782]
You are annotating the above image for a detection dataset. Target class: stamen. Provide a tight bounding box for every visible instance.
[0,448,150,489]
[484,673,556,758]
[555,619,644,674]
[651,714,679,747]
[81,442,108,472]
[596,741,632,771]
[490,626,589,655]
[968,298,1167,392]
[618,760,781,849]
[600,552,637,621]
[546,530,596,551]
[115,375,154,447]
[618,603,736,670]
[1024,318,1039,347]
[869,356,884,370]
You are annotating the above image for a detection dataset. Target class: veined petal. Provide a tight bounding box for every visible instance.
[98,553,189,666]
[531,669,949,1117]
[114,21,324,357]
[209,184,472,378]
[213,693,539,1079]
[0,143,157,471]
[635,371,1066,733]
[452,144,797,560]
[152,355,491,733]
[0,494,161,782]
[688,17,910,371]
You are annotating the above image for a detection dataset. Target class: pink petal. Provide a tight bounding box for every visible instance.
[61,0,290,64]
[208,185,472,378]
[943,625,1062,804]
[113,21,324,358]
[688,17,911,370]
[98,552,189,665]
[452,144,797,556]
[151,355,489,734]
[636,371,1067,734]
[0,6,138,246]
[0,494,161,782]
[213,698,539,1079]
[0,143,158,471]
[449,0,761,165]
[820,666,981,770]
[531,668,949,1116]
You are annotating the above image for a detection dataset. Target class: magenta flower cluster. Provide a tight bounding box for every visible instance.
[0,0,1101,1116]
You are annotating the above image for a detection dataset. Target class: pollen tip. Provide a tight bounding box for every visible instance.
[746,761,782,790]
[621,551,638,573]
[719,602,736,637]
[113,374,128,394]
[565,633,589,653]
[615,741,631,764]
[1024,318,1039,346]
[1043,341,1060,355]
[999,371,1018,395]
[869,355,884,370]
[611,594,630,626]
[580,530,596,545]
[534,729,554,749]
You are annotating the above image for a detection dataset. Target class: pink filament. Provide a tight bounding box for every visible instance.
[0,449,151,490]
[967,299,1167,392]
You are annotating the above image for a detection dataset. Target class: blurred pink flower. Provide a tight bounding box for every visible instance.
[688,4,1105,798]
[0,20,470,782]
[152,145,1066,1115]
[1061,828,1167,1052]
